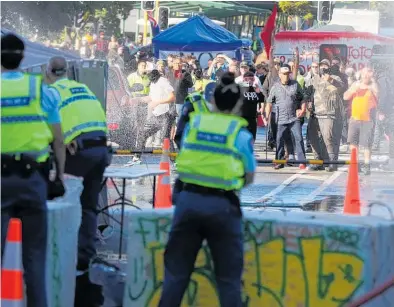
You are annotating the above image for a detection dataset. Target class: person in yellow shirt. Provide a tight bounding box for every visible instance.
[344,67,378,175]
[85,32,93,44]
[127,60,150,96]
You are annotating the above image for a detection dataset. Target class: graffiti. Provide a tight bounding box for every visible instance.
[51,218,62,307]
[126,217,365,307]
[326,227,360,248]
[128,256,149,301]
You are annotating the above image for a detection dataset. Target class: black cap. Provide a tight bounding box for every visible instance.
[1,34,24,54]
[279,64,291,74]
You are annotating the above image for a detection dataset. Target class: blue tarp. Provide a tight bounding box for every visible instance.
[152,15,242,56]
[1,29,81,69]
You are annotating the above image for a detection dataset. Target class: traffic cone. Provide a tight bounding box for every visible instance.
[154,138,172,208]
[343,148,361,215]
[1,218,24,307]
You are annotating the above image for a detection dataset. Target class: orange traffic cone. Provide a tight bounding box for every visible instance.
[1,218,23,307]
[154,138,172,208]
[343,148,361,215]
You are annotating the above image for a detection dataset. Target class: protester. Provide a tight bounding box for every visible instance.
[240,71,264,141]
[304,62,345,171]
[255,63,268,85]
[127,60,150,95]
[344,66,378,175]
[235,61,263,90]
[133,70,176,163]
[266,64,306,169]
[207,54,233,81]
[95,31,108,60]
[175,61,194,122]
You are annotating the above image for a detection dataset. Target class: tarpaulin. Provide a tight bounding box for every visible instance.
[152,15,242,57]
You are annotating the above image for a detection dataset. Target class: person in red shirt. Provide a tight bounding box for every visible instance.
[95,31,108,60]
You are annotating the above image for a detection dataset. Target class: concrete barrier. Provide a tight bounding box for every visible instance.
[123,209,394,307]
[45,177,82,307]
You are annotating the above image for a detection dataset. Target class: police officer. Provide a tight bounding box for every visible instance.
[159,72,256,307]
[45,56,109,306]
[1,34,66,307]
[174,81,216,148]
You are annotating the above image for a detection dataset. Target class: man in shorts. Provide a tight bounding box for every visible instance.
[344,67,378,175]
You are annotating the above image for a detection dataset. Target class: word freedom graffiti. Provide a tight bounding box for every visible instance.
[126,217,365,307]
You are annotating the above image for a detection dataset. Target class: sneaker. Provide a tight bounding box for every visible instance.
[308,164,324,171]
[362,163,371,175]
[325,164,337,172]
[274,164,284,170]
[305,146,312,153]
[339,144,349,153]
[299,164,306,170]
[124,156,142,167]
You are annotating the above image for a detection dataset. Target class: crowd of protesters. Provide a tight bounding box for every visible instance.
[101,33,387,175]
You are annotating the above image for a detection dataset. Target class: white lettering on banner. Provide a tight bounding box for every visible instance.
[348,46,373,61]
[244,92,259,100]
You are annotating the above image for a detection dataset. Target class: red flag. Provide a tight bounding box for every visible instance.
[260,4,278,59]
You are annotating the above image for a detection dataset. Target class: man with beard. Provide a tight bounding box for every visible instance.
[304,62,345,172]
[240,71,264,141]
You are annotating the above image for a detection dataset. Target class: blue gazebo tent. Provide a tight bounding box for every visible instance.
[152,15,242,57]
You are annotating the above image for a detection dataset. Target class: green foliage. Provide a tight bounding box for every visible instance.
[370,1,394,27]
[1,1,137,39]
[303,12,314,21]
[278,1,313,19]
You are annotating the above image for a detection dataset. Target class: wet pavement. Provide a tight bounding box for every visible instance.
[104,127,394,215]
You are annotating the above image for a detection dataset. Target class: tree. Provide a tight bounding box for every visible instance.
[370,1,394,27]
[1,1,137,40]
[278,1,314,30]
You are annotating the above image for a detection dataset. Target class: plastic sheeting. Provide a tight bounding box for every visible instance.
[1,28,81,69]
[152,15,242,56]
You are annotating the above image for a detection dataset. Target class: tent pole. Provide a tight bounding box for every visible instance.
[155,0,160,21]
[143,11,148,45]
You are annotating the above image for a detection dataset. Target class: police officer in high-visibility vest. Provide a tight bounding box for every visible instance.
[46,56,109,305]
[1,34,66,307]
[159,72,256,307]
[174,81,216,149]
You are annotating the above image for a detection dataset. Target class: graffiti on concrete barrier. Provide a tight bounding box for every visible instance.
[126,217,365,307]
[326,227,360,249]
[51,217,62,307]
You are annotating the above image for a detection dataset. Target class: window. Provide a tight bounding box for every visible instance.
[319,44,348,64]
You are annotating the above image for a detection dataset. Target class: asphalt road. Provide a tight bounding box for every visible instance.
[107,127,394,214]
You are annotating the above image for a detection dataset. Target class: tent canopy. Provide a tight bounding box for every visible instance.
[152,15,242,53]
[1,29,81,69]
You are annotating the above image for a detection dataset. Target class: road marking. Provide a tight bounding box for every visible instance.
[300,170,344,206]
[253,169,307,203]
[300,175,327,181]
